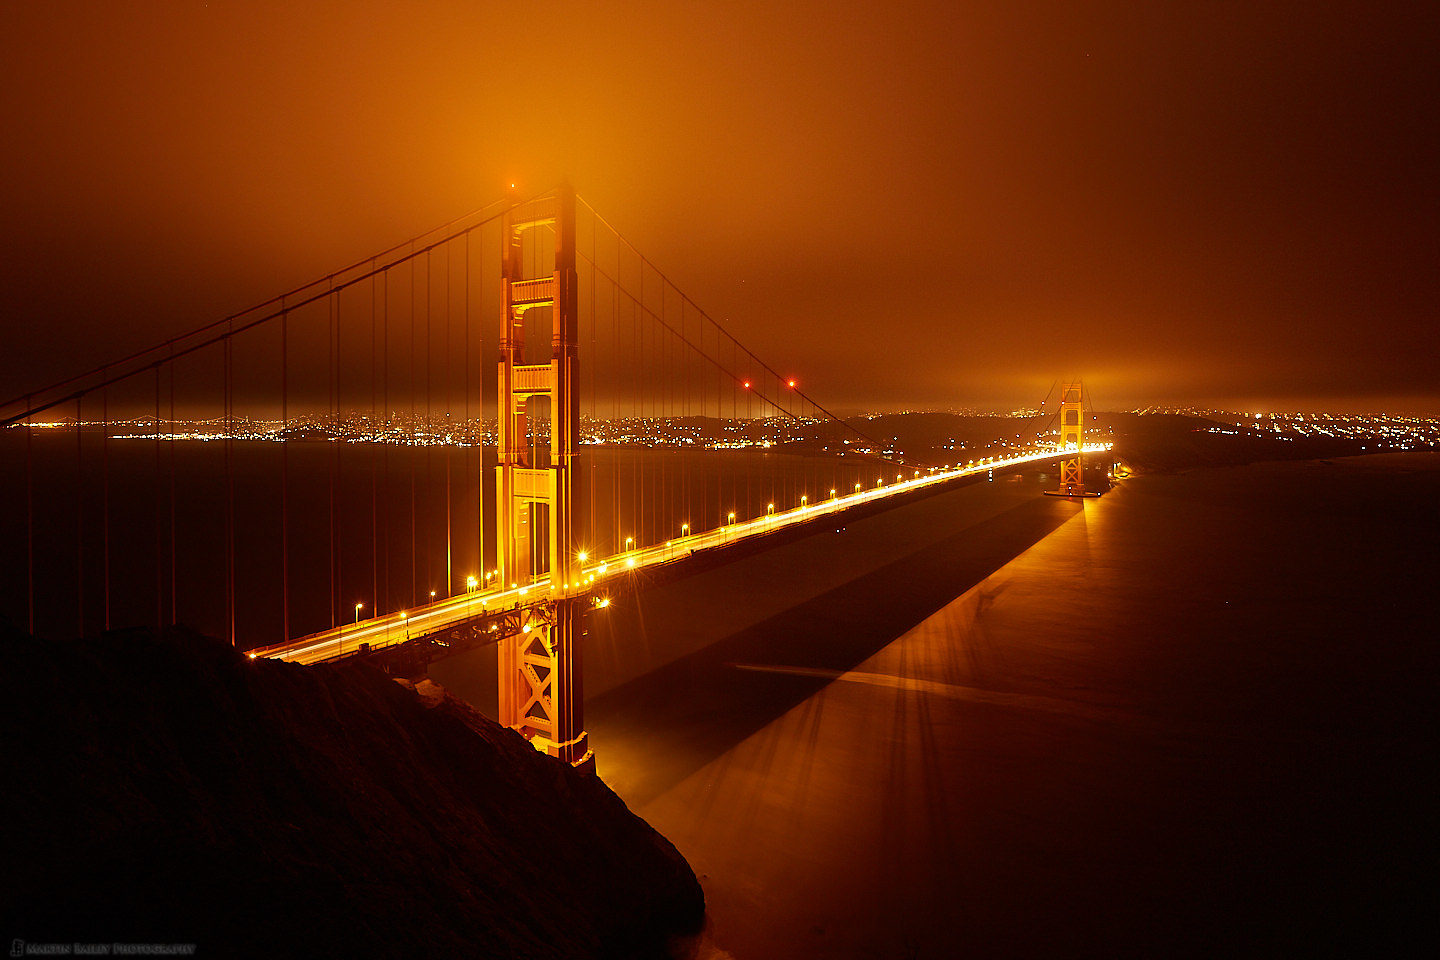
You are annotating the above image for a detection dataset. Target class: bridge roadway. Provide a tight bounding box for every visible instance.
[252,444,1111,666]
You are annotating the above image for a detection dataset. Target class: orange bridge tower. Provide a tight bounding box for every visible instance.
[1047,380,1093,498]
[495,186,592,771]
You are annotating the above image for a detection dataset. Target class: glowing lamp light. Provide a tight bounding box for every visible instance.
[743,380,751,389]
[787,379,796,388]
[577,550,589,563]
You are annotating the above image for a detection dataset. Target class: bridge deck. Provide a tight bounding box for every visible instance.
[252,445,1110,665]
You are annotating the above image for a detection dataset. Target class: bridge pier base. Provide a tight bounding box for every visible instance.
[497,596,593,771]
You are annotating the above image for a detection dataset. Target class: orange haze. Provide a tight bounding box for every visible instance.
[1,1,1436,413]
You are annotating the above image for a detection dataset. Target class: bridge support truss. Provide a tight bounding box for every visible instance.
[496,186,592,771]
[1047,381,1095,498]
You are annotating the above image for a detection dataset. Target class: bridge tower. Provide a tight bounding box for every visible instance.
[496,186,592,771]
[1053,381,1087,496]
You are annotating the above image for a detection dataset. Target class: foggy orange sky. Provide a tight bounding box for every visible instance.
[1,0,1436,413]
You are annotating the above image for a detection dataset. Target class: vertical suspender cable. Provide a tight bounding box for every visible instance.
[661,270,666,541]
[25,395,34,636]
[329,284,338,629]
[102,380,110,631]
[154,368,163,632]
[383,269,390,613]
[464,231,473,585]
[444,243,452,597]
[281,308,290,643]
[76,396,83,638]
[377,266,383,618]
[409,258,416,608]
[411,257,421,604]
[638,261,645,546]
[169,350,176,625]
[616,275,623,555]
[589,213,596,558]
[669,286,675,534]
[225,330,236,646]
[423,251,431,603]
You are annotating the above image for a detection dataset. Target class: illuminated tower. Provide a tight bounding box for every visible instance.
[496,186,592,770]
[1054,380,1086,496]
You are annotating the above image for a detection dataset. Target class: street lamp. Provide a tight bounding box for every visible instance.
[354,602,363,624]
[466,575,478,592]
[681,523,689,536]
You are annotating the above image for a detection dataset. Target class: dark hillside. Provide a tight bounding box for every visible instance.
[1,627,703,958]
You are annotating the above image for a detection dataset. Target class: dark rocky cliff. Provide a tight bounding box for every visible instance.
[1,627,704,958]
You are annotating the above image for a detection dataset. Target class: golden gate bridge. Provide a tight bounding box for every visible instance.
[0,185,1107,769]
